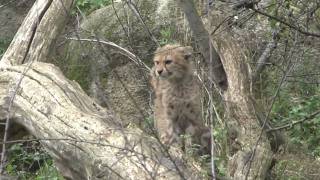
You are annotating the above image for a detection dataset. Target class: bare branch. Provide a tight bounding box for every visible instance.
[0,61,33,173]
[252,40,277,81]
[0,0,73,66]
[267,110,320,132]
[176,0,228,91]
[250,7,320,38]
[66,37,151,71]
[124,0,160,47]
[245,36,299,179]
[208,39,216,180]
[0,0,18,9]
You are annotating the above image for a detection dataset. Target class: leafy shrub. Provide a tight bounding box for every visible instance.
[0,38,11,57]
[5,142,63,179]
[159,27,176,46]
[272,88,320,157]
[75,0,111,14]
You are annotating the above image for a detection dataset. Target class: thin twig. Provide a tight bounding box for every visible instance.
[286,73,320,77]
[0,61,33,173]
[245,69,290,179]
[1,19,46,170]
[196,74,224,125]
[267,110,320,132]
[244,41,295,179]
[66,37,150,71]
[111,0,131,42]
[209,39,216,179]
[0,0,17,9]
[250,7,320,38]
[124,0,160,47]
[285,80,320,84]
[252,29,278,81]
[0,137,153,161]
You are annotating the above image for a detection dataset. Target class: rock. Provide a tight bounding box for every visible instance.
[0,1,35,54]
[58,0,181,127]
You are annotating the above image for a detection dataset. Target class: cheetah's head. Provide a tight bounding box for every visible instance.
[153,44,193,80]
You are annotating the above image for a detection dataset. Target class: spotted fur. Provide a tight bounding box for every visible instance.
[150,44,211,154]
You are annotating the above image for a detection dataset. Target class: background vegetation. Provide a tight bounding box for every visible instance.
[1,0,319,179]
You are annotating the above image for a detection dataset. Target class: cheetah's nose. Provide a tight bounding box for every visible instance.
[157,70,163,75]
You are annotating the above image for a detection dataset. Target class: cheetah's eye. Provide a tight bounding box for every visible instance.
[165,60,172,65]
[155,61,159,65]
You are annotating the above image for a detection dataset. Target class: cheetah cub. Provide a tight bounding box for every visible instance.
[150,44,211,154]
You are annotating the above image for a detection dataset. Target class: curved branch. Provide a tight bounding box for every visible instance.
[66,37,151,71]
[268,110,320,132]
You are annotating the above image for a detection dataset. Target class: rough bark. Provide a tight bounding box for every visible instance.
[176,0,228,91]
[0,0,72,66]
[176,0,273,179]
[0,0,205,179]
[213,35,272,179]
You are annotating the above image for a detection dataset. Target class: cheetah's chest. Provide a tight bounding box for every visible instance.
[161,85,199,118]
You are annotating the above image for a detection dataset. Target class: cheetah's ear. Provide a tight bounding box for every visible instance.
[183,46,193,60]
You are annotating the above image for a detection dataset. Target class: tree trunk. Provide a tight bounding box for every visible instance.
[176,0,273,179]
[0,0,72,66]
[177,0,228,91]
[0,0,204,179]
[214,35,272,179]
